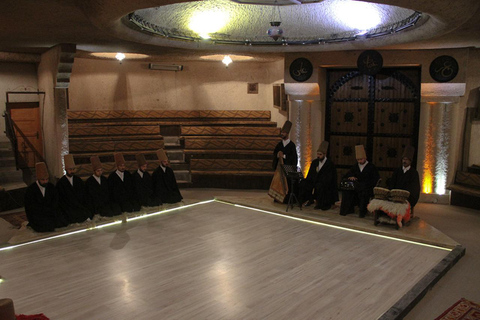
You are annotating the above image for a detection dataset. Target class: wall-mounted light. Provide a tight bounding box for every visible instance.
[149,63,183,71]
[222,55,233,67]
[115,52,126,63]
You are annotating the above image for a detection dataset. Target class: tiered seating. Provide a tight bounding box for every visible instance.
[68,110,280,189]
[68,111,165,180]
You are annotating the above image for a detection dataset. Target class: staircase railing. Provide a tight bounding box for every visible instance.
[3,110,19,170]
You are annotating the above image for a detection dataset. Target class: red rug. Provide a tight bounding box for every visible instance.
[15,314,49,320]
[435,298,480,320]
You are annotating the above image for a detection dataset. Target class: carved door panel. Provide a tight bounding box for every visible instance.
[326,68,420,185]
[7,102,44,168]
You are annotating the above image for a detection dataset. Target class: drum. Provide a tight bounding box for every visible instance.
[373,187,390,200]
[390,189,410,203]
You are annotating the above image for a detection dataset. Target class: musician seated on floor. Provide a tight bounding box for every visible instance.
[24,162,67,232]
[387,146,420,210]
[56,154,92,224]
[133,153,162,207]
[152,149,183,204]
[85,155,122,217]
[340,145,380,218]
[108,152,141,213]
[299,141,338,210]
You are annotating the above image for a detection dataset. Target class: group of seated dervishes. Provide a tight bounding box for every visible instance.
[24,149,183,233]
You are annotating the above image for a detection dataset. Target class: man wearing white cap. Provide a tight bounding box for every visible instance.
[299,141,338,210]
[340,145,380,218]
[108,152,141,212]
[152,149,183,204]
[388,146,420,208]
[24,162,67,232]
[56,154,92,224]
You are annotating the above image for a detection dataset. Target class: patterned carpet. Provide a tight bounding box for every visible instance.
[435,298,480,320]
[0,211,27,229]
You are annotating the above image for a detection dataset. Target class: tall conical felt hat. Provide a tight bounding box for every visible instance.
[402,146,415,161]
[355,145,366,159]
[281,120,292,134]
[64,154,75,169]
[90,155,102,171]
[156,149,168,161]
[136,153,147,166]
[114,152,125,166]
[317,141,329,154]
[0,298,16,320]
[35,162,49,180]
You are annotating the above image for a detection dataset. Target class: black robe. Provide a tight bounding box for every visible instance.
[108,170,141,213]
[24,182,67,232]
[133,170,162,207]
[273,140,299,203]
[272,140,298,170]
[152,166,183,204]
[56,175,92,224]
[85,175,122,217]
[388,167,421,207]
[299,157,338,209]
[340,162,380,217]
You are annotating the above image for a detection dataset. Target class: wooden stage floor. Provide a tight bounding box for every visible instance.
[0,194,464,319]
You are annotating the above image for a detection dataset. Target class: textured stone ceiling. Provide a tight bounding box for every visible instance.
[130,0,416,44]
[0,0,480,61]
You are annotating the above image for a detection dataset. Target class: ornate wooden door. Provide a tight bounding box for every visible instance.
[325,68,421,185]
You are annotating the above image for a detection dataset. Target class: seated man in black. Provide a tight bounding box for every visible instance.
[340,145,380,218]
[299,141,338,210]
[388,146,421,210]
[56,154,92,224]
[24,162,67,232]
[133,153,161,207]
[85,155,122,217]
[153,149,183,204]
[108,152,141,213]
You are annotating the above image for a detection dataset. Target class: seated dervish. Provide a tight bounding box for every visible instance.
[108,152,141,213]
[152,149,183,204]
[388,146,421,210]
[24,162,67,232]
[56,154,92,224]
[298,141,338,210]
[133,153,162,207]
[85,155,122,217]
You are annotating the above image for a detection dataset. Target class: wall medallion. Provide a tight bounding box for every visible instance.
[429,55,459,82]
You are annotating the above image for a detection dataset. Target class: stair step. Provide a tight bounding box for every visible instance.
[0,158,16,167]
[0,168,24,184]
[163,136,182,146]
[174,170,191,183]
[167,150,184,162]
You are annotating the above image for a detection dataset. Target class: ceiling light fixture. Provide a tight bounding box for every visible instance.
[222,55,233,67]
[267,0,284,41]
[115,52,126,63]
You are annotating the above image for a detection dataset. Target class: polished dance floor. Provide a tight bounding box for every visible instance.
[0,196,461,319]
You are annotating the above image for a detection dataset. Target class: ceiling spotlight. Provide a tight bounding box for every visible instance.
[222,55,232,67]
[115,52,126,63]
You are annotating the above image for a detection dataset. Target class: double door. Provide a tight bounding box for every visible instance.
[325,68,421,184]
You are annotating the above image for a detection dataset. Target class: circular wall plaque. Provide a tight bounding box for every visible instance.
[429,55,459,82]
[289,58,313,82]
[357,50,383,76]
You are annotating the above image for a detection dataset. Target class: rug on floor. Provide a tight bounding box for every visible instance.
[16,314,49,320]
[0,211,27,229]
[434,298,480,320]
